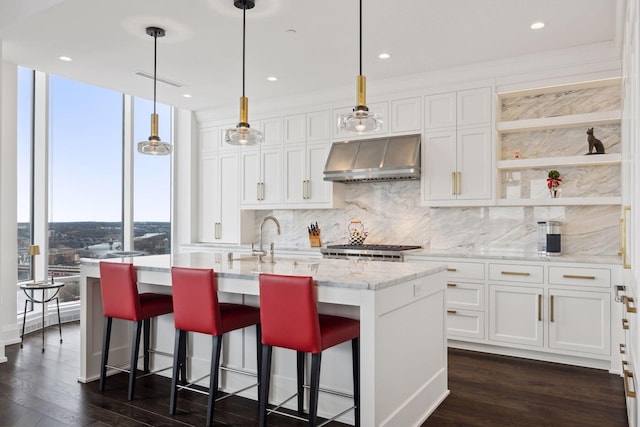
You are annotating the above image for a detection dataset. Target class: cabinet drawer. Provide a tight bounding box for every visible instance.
[447,282,484,311]
[445,261,485,280]
[446,309,485,340]
[548,266,611,288]
[489,263,543,284]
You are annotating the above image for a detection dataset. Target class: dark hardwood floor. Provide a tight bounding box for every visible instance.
[0,322,628,426]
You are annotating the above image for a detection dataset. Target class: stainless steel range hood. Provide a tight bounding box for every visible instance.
[323,134,421,182]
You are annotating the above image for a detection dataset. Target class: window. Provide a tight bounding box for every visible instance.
[133,98,171,255]
[48,75,124,303]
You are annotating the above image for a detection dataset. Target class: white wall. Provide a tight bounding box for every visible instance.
[0,50,19,362]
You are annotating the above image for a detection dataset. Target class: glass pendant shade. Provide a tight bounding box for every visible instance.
[138,113,172,155]
[138,27,172,155]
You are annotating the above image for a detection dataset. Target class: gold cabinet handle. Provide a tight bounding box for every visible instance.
[623,318,630,330]
[447,283,457,287]
[550,294,554,322]
[563,274,595,280]
[447,309,457,314]
[623,360,631,374]
[538,294,542,321]
[624,370,637,398]
[447,268,457,272]
[621,343,627,354]
[624,296,637,313]
[501,271,530,276]
[623,206,631,269]
[451,172,456,195]
[456,171,461,195]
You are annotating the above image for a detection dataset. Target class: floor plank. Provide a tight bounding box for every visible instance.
[0,322,628,426]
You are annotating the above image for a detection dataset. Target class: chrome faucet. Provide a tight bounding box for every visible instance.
[252,215,281,263]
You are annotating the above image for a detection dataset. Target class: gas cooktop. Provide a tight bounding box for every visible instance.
[325,244,421,251]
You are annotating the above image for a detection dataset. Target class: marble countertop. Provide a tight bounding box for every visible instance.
[403,248,622,265]
[86,252,446,291]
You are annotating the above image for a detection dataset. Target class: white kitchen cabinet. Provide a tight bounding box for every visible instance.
[446,282,485,340]
[199,125,219,153]
[390,96,422,133]
[489,284,544,347]
[258,117,283,146]
[548,288,611,355]
[240,147,283,208]
[424,87,491,131]
[199,153,253,243]
[284,110,330,144]
[422,127,492,204]
[283,142,344,208]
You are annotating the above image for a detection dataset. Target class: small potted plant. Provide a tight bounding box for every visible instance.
[547,170,562,198]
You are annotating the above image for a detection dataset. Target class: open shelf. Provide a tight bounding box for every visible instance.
[497,153,622,170]
[496,110,621,133]
[495,197,621,207]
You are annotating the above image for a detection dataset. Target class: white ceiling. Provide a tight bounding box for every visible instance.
[0,0,621,113]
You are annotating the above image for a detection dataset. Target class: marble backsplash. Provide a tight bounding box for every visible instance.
[254,180,621,256]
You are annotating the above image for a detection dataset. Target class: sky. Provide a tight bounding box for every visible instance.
[17,67,171,222]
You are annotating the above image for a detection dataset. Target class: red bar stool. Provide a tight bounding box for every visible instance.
[98,262,174,400]
[258,274,360,427]
[169,266,262,427]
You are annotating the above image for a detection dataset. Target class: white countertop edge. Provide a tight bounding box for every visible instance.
[403,249,622,265]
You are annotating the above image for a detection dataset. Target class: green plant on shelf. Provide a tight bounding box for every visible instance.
[547,170,562,198]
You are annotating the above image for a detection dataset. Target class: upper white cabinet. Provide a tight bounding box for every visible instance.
[199,152,253,243]
[284,110,331,145]
[258,117,283,146]
[390,97,422,133]
[422,87,493,206]
[495,78,621,206]
[284,141,345,208]
[239,147,283,209]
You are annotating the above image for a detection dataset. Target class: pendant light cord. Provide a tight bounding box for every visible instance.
[242,2,246,98]
[359,0,362,76]
[153,31,158,115]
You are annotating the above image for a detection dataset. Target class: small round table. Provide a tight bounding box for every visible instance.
[20,281,64,352]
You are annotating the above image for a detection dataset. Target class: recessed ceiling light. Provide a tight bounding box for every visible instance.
[267,76,278,82]
[530,22,545,30]
[183,94,192,98]
[59,56,73,62]
[378,53,391,59]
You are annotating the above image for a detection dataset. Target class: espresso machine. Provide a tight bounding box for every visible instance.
[537,221,562,256]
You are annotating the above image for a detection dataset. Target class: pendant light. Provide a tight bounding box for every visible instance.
[137,26,172,155]
[337,0,382,134]
[224,0,263,146]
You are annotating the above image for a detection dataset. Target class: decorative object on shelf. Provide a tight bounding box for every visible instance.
[224,0,263,146]
[28,245,40,283]
[586,127,605,155]
[137,27,172,156]
[336,0,382,134]
[513,151,521,159]
[348,219,368,245]
[547,170,562,198]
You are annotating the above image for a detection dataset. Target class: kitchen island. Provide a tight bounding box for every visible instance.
[79,252,448,426]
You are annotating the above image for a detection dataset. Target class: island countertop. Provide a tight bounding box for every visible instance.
[88,252,447,291]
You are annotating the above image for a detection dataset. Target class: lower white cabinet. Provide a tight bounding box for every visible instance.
[548,288,611,355]
[405,254,621,369]
[489,284,544,347]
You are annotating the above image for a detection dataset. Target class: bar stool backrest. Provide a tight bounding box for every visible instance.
[171,267,223,335]
[99,262,141,321]
[259,274,321,353]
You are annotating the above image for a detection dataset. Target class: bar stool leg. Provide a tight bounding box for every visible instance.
[55,296,62,343]
[143,318,151,373]
[128,320,143,401]
[308,353,322,427]
[256,324,262,399]
[259,344,273,427]
[170,329,186,415]
[206,335,223,427]
[352,338,360,427]
[20,299,28,348]
[100,317,113,392]
[296,351,305,415]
